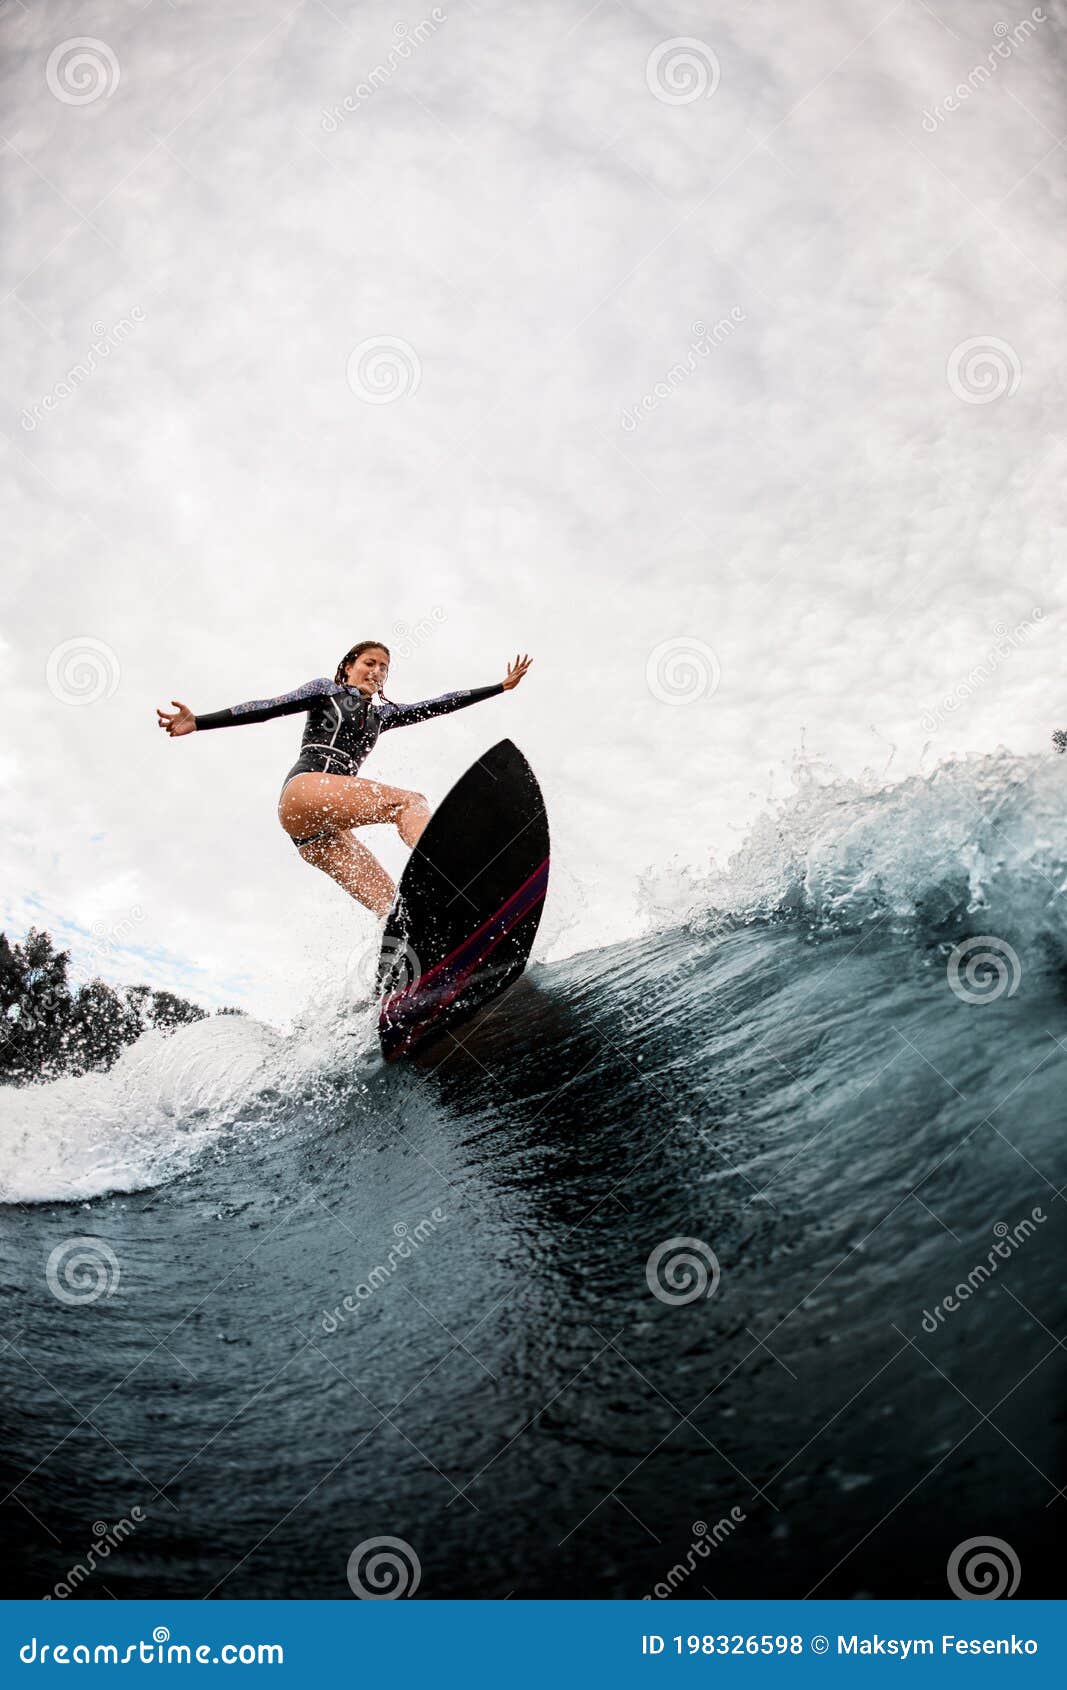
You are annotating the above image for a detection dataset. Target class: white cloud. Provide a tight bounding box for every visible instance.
[1,0,1064,1022]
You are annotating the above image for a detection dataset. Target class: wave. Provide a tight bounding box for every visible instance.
[0,973,384,1206]
[3,752,1064,1597]
[3,748,1063,1208]
[640,747,1067,958]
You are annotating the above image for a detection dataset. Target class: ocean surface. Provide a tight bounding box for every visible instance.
[1,751,1064,1600]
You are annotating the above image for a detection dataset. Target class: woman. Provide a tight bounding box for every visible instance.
[157,643,532,917]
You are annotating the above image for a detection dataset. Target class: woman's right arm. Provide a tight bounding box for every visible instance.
[157,678,334,737]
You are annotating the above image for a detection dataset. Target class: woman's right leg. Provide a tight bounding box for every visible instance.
[278,773,431,915]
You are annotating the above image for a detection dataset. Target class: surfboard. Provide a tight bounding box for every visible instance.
[376,739,550,1062]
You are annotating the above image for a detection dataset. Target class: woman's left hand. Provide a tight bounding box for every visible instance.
[501,653,532,691]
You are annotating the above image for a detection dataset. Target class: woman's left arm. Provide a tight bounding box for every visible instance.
[380,654,532,731]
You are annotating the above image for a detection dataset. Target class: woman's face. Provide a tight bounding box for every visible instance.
[346,647,390,695]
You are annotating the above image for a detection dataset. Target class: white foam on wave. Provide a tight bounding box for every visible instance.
[639,749,1067,957]
[0,974,382,1207]
[15,746,1063,1206]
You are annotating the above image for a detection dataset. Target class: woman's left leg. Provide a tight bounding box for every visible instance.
[297,830,397,918]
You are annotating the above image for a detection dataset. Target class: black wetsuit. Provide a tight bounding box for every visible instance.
[195,677,503,847]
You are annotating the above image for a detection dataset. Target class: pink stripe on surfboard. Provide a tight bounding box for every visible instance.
[380,855,550,1056]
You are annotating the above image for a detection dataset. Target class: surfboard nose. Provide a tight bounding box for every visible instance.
[376,741,550,1061]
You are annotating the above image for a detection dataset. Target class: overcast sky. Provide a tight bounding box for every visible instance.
[2,0,1064,1023]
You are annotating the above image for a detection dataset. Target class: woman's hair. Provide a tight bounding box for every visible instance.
[334,640,391,686]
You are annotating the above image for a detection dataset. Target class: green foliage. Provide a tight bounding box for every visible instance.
[148,991,208,1033]
[0,927,211,1086]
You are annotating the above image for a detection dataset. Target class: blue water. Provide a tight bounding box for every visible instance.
[1,752,1064,1598]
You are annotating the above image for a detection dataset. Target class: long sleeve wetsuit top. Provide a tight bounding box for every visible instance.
[194,678,504,784]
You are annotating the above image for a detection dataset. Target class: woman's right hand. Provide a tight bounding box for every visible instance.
[157,700,197,737]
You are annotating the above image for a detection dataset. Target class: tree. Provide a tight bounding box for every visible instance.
[0,928,74,1083]
[0,930,214,1085]
[147,991,208,1033]
[66,979,144,1075]
[125,984,153,1027]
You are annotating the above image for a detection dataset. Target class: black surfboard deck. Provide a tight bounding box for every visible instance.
[376,739,550,1062]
